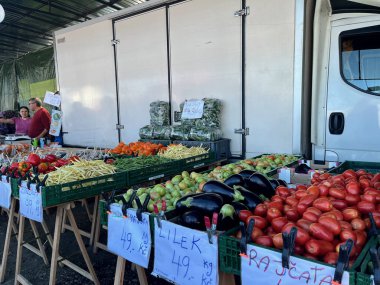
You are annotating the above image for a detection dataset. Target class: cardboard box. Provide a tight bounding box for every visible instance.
[275,160,340,185]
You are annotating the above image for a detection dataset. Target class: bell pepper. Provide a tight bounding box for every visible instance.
[9,162,19,170]
[56,159,69,167]
[27,153,41,166]
[37,162,49,174]
[18,162,32,172]
[45,154,57,163]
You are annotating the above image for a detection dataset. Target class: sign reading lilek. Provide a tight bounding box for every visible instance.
[0,175,11,209]
[19,181,43,222]
[241,244,350,285]
[152,220,218,285]
[107,205,151,268]
[181,100,204,119]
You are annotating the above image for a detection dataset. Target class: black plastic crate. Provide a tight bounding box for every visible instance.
[173,139,231,160]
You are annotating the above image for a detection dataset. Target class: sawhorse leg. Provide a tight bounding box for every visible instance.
[0,198,16,283]
[28,220,49,265]
[61,197,99,246]
[50,204,100,285]
[14,215,25,285]
[113,256,125,285]
[113,257,148,285]
[219,271,236,285]
[49,206,63,285]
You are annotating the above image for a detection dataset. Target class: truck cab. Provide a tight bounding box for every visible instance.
[311,0,380,162]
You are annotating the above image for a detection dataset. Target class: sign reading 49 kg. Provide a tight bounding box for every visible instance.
[152,220,218,285]
[107,206,152,268]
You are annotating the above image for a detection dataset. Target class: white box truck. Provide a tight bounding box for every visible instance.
[54,0,380,162]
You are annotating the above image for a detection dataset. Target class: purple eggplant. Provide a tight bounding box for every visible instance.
[224,174,245,187]
[246,173,275,198]
[179,211,206,231]
[269,179,280,189]
[277,179,288,187]
[175,193,223,215]
[239,170,256,180]
[230,201,249,214]
[202,180,245,203]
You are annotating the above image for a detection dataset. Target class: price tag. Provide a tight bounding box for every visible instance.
[278,168,291,183]
[19,182,43,223]
[107,205,151,268]
[241,244,350,285]
[0,175,11,209]
[181,100,204,119]
[152,220,218,285]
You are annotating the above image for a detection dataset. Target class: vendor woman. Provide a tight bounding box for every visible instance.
[0,106,32,135]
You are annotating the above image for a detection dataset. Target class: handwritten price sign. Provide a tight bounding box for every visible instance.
[107,205,151,268]
[152,220,218,285]
[19,182,43,223]
[0,175,11,209]
[181,100,204,119]
[241,244,350,285]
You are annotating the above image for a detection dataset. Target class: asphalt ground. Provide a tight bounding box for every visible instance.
[0,200,171,285]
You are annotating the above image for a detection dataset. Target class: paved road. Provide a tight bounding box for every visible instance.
[0,201,170,285]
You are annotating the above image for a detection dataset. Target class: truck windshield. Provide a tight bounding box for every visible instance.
[340,31,380,95]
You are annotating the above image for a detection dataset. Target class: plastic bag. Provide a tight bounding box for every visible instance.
[180,98,222,127]
[152,126,171,140]
[139,125,154,139]
[198,98,222,127]
[150,101,170,126]
[170,125,191,140]
[189,127,223,141]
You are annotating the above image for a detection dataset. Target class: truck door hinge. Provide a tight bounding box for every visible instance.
[234,7,250,17]
[116,124,124,130]
[111,39,120,46]
[234,128,250,136]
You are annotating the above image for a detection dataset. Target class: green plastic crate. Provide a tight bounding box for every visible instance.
[125,160,181,186]
[219,227,376,277]
[10,177,19,198]
[38,171,127,207]
[329,161,380,174]
[177,152,216,171]
[267,159,300,177]
[218,227,241,275]
[99,199,108,226]
[356,272,373,285]
[245,154,302,177]
[348,235,380,285]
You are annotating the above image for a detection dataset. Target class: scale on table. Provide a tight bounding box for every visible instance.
[4,134,31,141]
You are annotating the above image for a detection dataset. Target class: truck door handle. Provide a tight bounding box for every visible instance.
[329,112,345,135]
